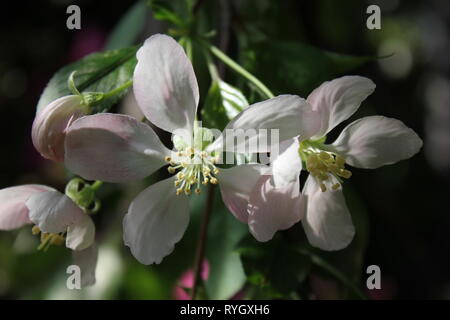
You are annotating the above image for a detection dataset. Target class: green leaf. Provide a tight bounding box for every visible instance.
[204,191,248,299]
[148,0,185,27]
[242,40,374,96]
[37,47,137,113]
[202,80,249,131]
[237,234,312,298]
[104,1,147,50]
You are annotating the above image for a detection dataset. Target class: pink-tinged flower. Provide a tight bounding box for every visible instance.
[64,34,314,264]
[0,185,97,286]
[249,76,423,250]
[32,95,88,162]
[173,260,210,300]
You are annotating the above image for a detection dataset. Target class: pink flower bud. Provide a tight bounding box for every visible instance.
[32,95,88,162]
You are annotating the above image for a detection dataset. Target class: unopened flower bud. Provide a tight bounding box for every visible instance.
[32,95,88,162]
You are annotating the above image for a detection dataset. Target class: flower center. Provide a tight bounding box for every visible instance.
[300,141,352,192]
[165,147,220,195]
[32,226,65,251]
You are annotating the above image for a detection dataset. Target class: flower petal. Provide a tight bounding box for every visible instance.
[217,164,269,223]
[26,190,84,233]
[133,34,199,138]
[66,214,95,251]
[330,116,423,169]
[302,176,355,251]
[248,175,305,242]
[32,95,87,162]
[65,113,170,183]
[72,244,98,287]
[0,185,53,230]
[123,177,190,265]
[307,76,375,138]
[271,138,302,188]
[208,95,316,153]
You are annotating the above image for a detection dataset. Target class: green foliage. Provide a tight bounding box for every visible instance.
[205,192,248,299]
[242,40,373,96]
[237,235,312,299]
[37,47,137,113]
[104,1,148,50]
[202,80,249,131]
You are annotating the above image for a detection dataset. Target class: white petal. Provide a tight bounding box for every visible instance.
[65,113,170,183]
[208,95,316,153]
[307,76,376,138]
[217,164,269,223]
[66,214,96,251]
[133,34,199,139]
[123,177,190,265]
[0,185,53,230]
[330,116,423,169]
[248,175,305,242]
[26,190,84,233]
[271,138,302,188]
[72,244,98,287]
[302,176,355,251]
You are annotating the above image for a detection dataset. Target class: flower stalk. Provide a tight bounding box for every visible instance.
[191,184,215,299]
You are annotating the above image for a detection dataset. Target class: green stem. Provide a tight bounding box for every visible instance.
[91,180,103,191]
[203,41,274,99]
[204,50,220,82]
[191,184,215,299]
[102,80,133,99]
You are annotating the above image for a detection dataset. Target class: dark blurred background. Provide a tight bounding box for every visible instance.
[0,0,449,299]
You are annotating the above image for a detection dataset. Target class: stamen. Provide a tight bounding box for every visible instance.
[304,150,352,192]
[168,146,220,195]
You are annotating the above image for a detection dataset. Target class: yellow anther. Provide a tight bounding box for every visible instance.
[332,183,341,190]
[41,233,50,242]
[177,151,183,157]
[212,155,220,164]
[339,169,352,179]
[31,225,40,235]
[213,168,219,175]
[184,188,191,195]
[177,172,185,179]
[164,156,172,163]
[335,155,345,167]
[210,177,218,185]
[195,188,201,194]
[187,147,195,155]
[168,166,176,174]
[174,180,181,187]
[202,178,209,185]
[50,235,65,246]
[319,183,327,192]
[176,188,183,195]
[203,167,211,174]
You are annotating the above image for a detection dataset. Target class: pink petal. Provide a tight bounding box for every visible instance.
[248,175,305,242]
[0,185,53,230]
[217,164,269,223]
[307,76,375,138]
[26,190,85,233]
[301,176,355,251]
[123,176,190,265]
[66,214,96,251]
[65,113,170,183]
[133,34,199,139]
